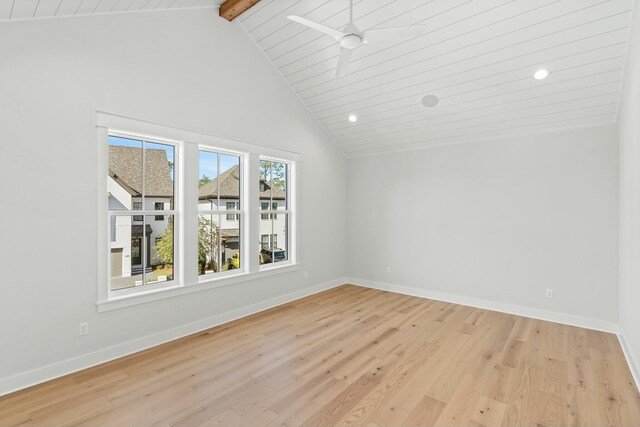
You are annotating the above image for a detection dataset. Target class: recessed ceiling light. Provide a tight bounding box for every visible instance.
[534,69,550,80]
[348,114,357,122]
[421,94,439,108]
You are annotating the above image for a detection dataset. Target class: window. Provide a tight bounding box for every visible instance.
[99,113,298,309]
[133,201,142,221]
[260,234,277,249]
[226,201,239,221]
[259,159,289,266]
[107,133,176,292]
[260,202,278,220]
[155,202,165,221]
[199,150,242,276]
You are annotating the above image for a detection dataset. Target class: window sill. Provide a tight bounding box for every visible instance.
[96,264,299,312]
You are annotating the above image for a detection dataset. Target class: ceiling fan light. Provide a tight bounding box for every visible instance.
[340,34,363,49]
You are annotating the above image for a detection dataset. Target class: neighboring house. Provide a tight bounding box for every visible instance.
[108,146,173,279]
[198,164,286,265]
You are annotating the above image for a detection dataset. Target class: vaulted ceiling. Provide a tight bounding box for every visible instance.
[0,0,218,20]
[3,0,634,157]
[236,0,634,157]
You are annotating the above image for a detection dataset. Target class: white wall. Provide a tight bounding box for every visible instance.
[0,9,347,391]
[618,0,640,383]
[348,126,619,323]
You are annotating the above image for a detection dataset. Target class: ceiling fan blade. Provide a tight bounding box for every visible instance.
[336,47,353,77]
[287,16,345,40]
[363,25,426,44]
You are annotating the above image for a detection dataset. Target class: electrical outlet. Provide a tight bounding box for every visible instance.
[546,289,554,298]
[303,271,309,278]
[386,266,392,274]
[79,322,89,336]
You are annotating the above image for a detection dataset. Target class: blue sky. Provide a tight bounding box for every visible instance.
[108,135,239,181]
[199,151,239,181]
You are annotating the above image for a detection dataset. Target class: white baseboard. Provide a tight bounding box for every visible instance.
[0,277,346,398]
[4,277,637,399]
[351,278,640,392]
[347,277,619,334]
[618,328,640,392]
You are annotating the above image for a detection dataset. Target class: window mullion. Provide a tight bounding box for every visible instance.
[141,140,146,285]
[182,142,200,286]
[248,153,261,273]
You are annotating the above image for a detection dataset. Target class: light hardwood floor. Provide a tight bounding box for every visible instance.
[1,285,639,427]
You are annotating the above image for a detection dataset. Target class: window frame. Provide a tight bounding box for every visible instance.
[106,130,180,299]
[96,112,299,312]
[258,156,293,271]
[197,146,245,282]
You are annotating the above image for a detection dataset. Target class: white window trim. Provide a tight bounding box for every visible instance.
[258,155,296,271]
[196,144,247,282]
[106,129,182,300]
[96,111,299,312]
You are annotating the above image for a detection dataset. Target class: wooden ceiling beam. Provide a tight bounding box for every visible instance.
[219,0,261,22]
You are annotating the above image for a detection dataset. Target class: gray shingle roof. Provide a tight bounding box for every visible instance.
[199,165,285,200]
[109,146,173,198]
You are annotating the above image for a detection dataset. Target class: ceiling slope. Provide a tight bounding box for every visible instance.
[0,0,218,21]
[237,0,634,157]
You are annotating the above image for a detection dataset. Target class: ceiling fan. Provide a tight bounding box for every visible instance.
[287,0,425,77]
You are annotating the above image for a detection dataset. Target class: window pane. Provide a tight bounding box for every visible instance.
[260,213,288,265]
[272,213,288,263]
[110,215,138,290]
[259,160,272,202]
[259,212,273,265]
[109,215,173,290]
[198,151,218,211]
[222,214,241,271]
[199,214,220,276]
[198,150,242,277]
[108,136,142,211]
[145,142,175,211]
[148,215,175,285]
[220,154,241,210]
[275,162,288,210]
[259,160,287,209]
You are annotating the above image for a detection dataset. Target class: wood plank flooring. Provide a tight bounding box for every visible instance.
[1,285,639,427]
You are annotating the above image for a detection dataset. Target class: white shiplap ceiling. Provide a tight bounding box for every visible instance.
[0,0,218,21]
[3,0,633,157]
[238,0,634,157]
